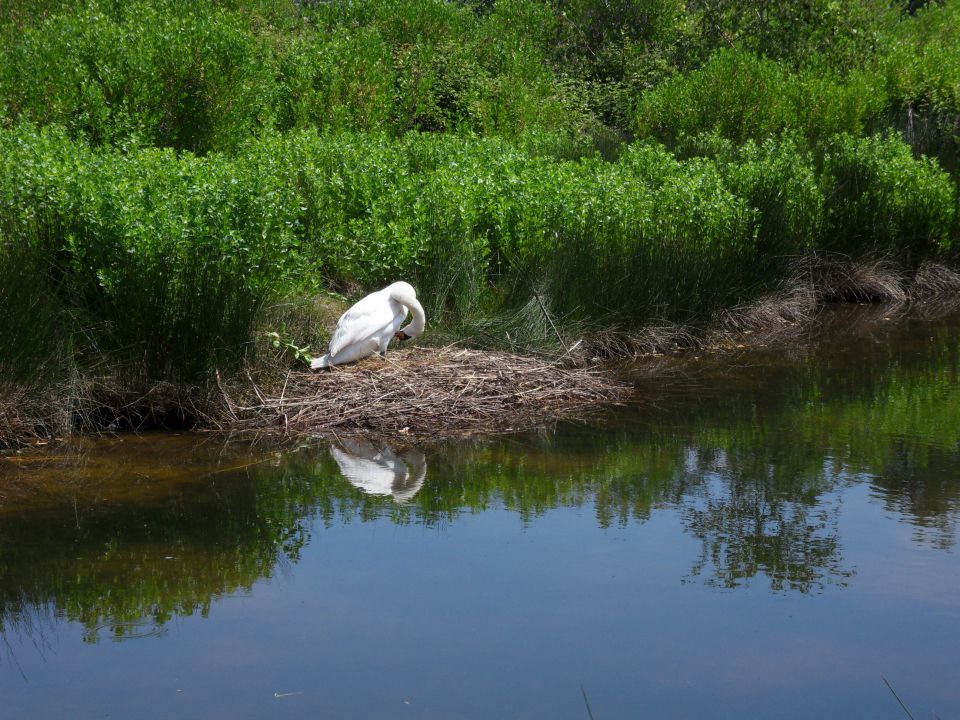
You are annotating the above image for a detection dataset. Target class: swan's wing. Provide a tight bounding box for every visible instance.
[328,290,397,357]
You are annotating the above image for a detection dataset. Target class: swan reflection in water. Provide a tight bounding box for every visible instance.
[329,439,427,503]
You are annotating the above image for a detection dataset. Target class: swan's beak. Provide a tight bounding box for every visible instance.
[395,331,410,341]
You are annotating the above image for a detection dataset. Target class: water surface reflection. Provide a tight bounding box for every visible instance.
[1,308,959,718]
[330,439,426,502]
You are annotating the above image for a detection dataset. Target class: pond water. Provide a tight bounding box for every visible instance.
[2,307,959,719]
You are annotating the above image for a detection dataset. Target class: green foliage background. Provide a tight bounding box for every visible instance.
[0,0,958,393]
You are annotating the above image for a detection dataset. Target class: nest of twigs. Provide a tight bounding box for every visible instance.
[0,382,63,449]
[218,346,627,440]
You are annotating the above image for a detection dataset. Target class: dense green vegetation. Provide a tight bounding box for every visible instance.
[1,0,959,434]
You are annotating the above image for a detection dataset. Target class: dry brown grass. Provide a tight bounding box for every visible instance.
[214,346,628,440]
[712,283,818,344]
[0,382,63,449]
[583,324,699,358]
[70,376,206,432]
[815,255,908,304]
[911,262,960,298]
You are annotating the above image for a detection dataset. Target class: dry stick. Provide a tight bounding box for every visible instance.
[278,370,291,410]
[245,370,268,407]
[533,290,570,354]
[881,675,916,720]
[215,369,238,422]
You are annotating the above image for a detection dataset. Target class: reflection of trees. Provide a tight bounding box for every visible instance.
[679,450,852,592]
[871,443,959,550]
[0,437,324,643]
[630,309,960,554]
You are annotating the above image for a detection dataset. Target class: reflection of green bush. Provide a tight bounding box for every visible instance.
[0,454,322,641]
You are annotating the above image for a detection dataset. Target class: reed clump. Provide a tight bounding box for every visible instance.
[912,262,960,298]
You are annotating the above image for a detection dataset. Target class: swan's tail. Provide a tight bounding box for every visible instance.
[310,353,332,370]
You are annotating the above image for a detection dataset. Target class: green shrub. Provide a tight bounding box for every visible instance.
[0,124,300,379]
[635,48,888,147]
[0,1,273,152]
[879,1,960,167]
[274,28,396,134]
[0,125,955,383]
[533,144,761,324]
[714,136,825,257]
[0,0,581,147]
[821,134,955,259]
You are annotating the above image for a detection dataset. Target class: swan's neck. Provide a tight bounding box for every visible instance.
[389,283,426,339]
[399,296,426,338]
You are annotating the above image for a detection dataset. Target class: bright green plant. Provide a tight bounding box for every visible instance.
[635,48,888,147]
[821,133,955,259]
[263,331,313,368]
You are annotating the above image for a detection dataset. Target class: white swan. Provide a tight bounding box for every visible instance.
[310,281,425,369]
[329,438,427,503]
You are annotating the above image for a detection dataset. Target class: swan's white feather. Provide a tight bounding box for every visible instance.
[313,281,425,369]
[328,288,399,357]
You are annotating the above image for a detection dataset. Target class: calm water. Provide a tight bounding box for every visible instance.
[2,308,959,719]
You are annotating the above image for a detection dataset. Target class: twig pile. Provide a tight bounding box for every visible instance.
[223,346,627,439]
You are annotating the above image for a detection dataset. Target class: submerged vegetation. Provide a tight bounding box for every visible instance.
[1,0,960,443]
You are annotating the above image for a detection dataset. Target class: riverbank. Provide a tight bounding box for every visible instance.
[3,0,960,448]
[3,258,958,450]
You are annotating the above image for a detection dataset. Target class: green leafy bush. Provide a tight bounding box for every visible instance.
[635,48,888,147]
[713,135,825,257]
[274,27,396,134]
[0,122,955,382]
[0,1,273,152]
[0,124,300,378]
[0,0,581,148]
[821,134,955,258]
[879,1,960,167]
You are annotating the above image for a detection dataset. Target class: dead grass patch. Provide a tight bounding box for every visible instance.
[0,383,63,449]
[214,346,628,440]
